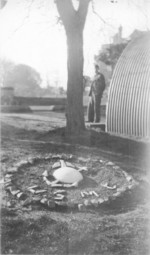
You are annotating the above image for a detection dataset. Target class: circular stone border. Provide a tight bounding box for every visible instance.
[3,154,139,212]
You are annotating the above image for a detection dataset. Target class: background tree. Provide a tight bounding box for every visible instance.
[96,42,128,71]
[58,86,66,96]
[0,0,7,9]
[1,60,42,97]
[55,0,91,134]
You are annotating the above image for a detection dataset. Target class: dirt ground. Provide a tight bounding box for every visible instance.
[1,111,150,255]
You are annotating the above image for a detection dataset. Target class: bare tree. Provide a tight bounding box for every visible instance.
[55,0,91,134]
[0,0,7,9]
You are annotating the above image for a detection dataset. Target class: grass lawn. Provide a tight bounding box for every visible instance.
[1,111,150,255]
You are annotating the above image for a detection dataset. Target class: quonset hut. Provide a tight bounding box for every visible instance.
[106,32,150,139]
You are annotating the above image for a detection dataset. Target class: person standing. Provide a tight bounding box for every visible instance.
[87,64,106,123]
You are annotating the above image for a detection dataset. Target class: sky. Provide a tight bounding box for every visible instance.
[0,0,150,88]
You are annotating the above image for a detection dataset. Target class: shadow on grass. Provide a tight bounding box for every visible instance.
[98,182,150,215]
[47,127,150,170]
[1,214,69,255]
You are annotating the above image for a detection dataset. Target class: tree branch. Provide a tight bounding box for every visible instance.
[55,0,75,30]
[91,0,106,24]
[77,0,91,29]
[0,0,7,9]
[91,0,117,31]
[9,0,35,36]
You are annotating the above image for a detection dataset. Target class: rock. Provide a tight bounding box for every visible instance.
[126,176,132,182]
[4,178,12,184]
[5,186,17,192]
[54,194,65,201]
[5,185,12,192]
[113,166,120,170]
[106,161,114,166]
[52,160,75,169]
[71,182,79,188]
[1,156,9,162]
[40,198,48,204]
[6,201,12,207]
[66,162,75,168]
[43,177,51,185]
[52,162,61,169]
[83,191,90,197]
[27,185,39,190]
[127,184,134,190]
[4,182,12,188]
[22,206,32,211]
[0,178,5,184]
[52,155,62,159]
[11,190,20,196]
[53,190,67,195]
[8,249,13,254]
[28,189,36,194]
[16,160,29,168]
[92,191,99,197]
[78,204,85,211]
[78,157,87,162]
[22,198,32,206]
[113,191,121,197]
[5,174,13,179]
[7,167,18,174]
[89,191,93,195]
[90,199,98,207]
[44,155,52,160]
[32,196,41,202]
[98,198,104,204]
[117,186,126,193]
[84,199,91,207]
[51,183,64,188]
[103,197,109,202]
[124,174,133,182]
[27,158,35,164]
[78,166,88,172]
[35,190,47,194]
[42,170,48,177]
[99,160,105,164]
[81,191,85,198]
[101,183,117,190]
[30,157,38,163]
[17,192,27,200]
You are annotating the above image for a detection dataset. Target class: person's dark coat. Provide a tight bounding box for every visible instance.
[88,73,106,123]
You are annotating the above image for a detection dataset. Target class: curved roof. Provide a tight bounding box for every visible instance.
[106,32,150,139]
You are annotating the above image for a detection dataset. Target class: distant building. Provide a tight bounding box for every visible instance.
[97,27,147,77]
[96,26,129,77]
[128,29,147,41]
[112,26,128,45]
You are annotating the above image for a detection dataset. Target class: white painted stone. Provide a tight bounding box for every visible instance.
[53,167,83,184]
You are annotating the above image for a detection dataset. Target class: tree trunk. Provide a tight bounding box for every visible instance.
[55,0,90,134]
[66,30,85,134]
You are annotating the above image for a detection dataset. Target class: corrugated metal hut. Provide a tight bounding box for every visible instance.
[106,32,150,139]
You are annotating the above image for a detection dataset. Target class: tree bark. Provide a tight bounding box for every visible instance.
[66,29,85,133]
[55,0,90,134]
